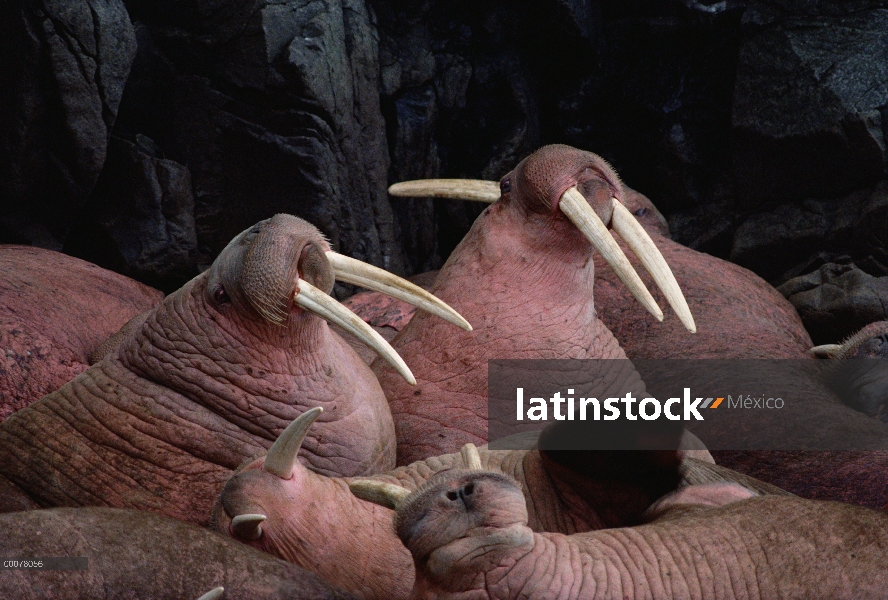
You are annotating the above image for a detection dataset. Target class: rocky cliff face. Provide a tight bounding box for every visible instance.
[1,0,886,340]
[0,0,136,249]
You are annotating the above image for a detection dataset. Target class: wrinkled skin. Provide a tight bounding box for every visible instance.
[822,321,888,421]
[0,246,163,420]
[341,189,663,359]
[585,186,811,359]
[346,186,809,362]
[374,145,653,465]
[349,336,888,503]
[353,146,879,507]
[829,320,888,359]
[706,321,888,508]
[592,185,811,358]
[396,471,888,600]
[0,508,355,600]
[0,215,395,524]
[350,249,888,506]
[621,185,670,238]
[593,234,812,359]
[361,148,809,466]
[340,272,437,364]
[710,449,888,509]
[213,440,786,600]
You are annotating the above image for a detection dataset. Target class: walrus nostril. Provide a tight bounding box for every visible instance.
[463,483,474,496]
[446,491,459,501]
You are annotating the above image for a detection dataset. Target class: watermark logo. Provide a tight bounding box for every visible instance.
[725,395,785,409]
[488,359,885,451]
[514,389,784,422]
[515,388,714,421]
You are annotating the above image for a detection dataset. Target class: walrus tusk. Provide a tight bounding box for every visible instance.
[294,280,416,385]
[610,200,696,333]
[195,588,224,600]
[325,251,471,331]
[558,187,664,322]
[263,407,323,479]
[810,343,842,358]
[460,443,483,470]
[388,179,695,327]
[348,480,412,510]
[388,179,500,203]
[231,514,266,541]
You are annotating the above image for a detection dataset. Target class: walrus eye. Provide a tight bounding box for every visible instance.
[634,207,648,217]
[500,177,511,194]
[213,286,231,304]
[243,225,261,243]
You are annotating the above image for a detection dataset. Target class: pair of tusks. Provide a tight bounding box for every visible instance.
[348,443,484,510]
[229,407,325,542]
[295,251,473,385]
[229,407,482,540]
[196,588,224,600]
[389,179,696,333]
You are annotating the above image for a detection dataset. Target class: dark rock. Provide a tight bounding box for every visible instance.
[0,246,163,420]
[672,1,888,270]
[731,5,888,206]
[667,198,741,257]
[851,180,888,274]
[371,0,553,266]
[64,135,199,291]
[0,0,136,246]
[371,0,743,261]
[116,1,400,290]
[779,262,888,344]
[387,84,443,272]
[556,2,745,219]
[731,180,888,285]
[1,0,886,342]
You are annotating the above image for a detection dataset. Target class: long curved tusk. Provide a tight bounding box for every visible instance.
[231,514,266,541]
[263,407,323,479]
[559,187,663,322]
[610,201,696,333]
[294,279,416,384]
[388,179,500,203]
[460,443,482,470]
[326,251,471,331]
[196,588,224,600]
[348,479,412,510]
[810,343,842,358]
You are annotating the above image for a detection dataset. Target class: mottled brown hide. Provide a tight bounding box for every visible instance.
[374,146,640,465]
[0,215,395,525]
[711,450,888,510]
[623,186,670,237]
[213,438,781,600]
[833,320,888,359]
[0,246,163,420]
[395,471,888,600]
[593,233,813,359]
[0,508,356,600]
[345,191,810,361]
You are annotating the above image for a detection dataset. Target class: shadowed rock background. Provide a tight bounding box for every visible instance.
[1,0,886,342]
